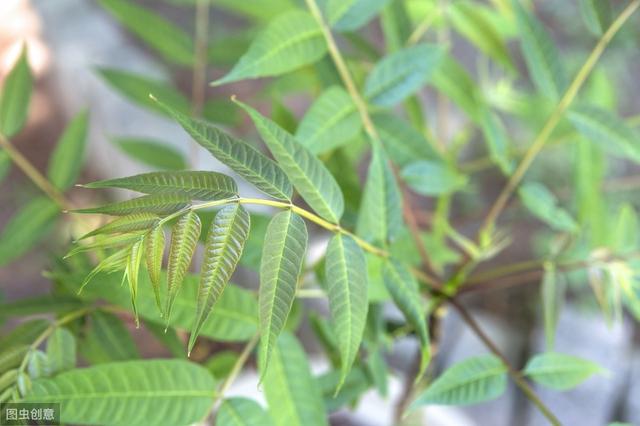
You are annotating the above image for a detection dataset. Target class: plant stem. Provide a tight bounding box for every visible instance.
[479,0,640,237]
[407,8,441,45]
[0,132,69,209]
[212,332,260,411]
[189,0,211,166]
[449,299,562,426]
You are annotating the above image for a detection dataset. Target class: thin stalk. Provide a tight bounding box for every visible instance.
[190,0,211,166]
[407,8,442,45]
[449,299,562,426]
[0,132,69,209]
[480,0,640,237]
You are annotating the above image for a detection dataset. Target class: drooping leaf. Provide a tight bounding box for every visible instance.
[46,328,76,374]
[238,101,344,223]
[259,211,308,374]
[65,233,144,259]
[513,0,566,100]
[98,68,191,117]
[81,311,139,364]
[401,161,467,196]
[166,211,201,325]
[78,249,130,294]
[98,0,194,65]
[217,398,274,426]
[111,138,187,170]
[325,234,368,392]
[448,1,513,70]
[79,213,159,240]
[364,44,443,107]
[295,86,360,154]
[568,105,640,163]
[410,355,507,408]
[156,100,293,200]
[382,259,429,376]
[356,141,402,244]
[480,110,513,175]
[430,54,483,121]
[47,110,89,190]
[0,197,59,266]
[213,11,326,85]
[580,0,611,35]
[61,269,258,342]
[145,224,166,313]
[523,352,603,390]
[0,46,32,137]
[24,360,215,426]
[84,171,238,201]
[125,238,144,323]
[326,0,391,31]
[261,333,327,426]
[189,204,250,353]
[74,193,191,216]
[372,112,441,167]
[519,182,578,232]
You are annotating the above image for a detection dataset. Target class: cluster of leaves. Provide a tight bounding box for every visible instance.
[1,0,640,425]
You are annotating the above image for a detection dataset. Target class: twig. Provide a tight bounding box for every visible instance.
[449,299,562,426]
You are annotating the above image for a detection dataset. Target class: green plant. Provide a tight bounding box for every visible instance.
[1,0,640,424]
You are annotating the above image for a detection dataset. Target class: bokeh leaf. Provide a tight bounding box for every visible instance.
[580,0,611,35]
[81,311,139,364]
[46,328,76,374]
[401,160,467,196]
[213,11,326,85]
[259,210,308,375]
[111,138,187,170]
[47,110,89,190]
[519,182,578,232]
[0,46,32,137]
[217,398,273,426]
[326,0,391,31]
[523,352,603,390]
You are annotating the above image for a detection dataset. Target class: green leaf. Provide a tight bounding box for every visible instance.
[0,346,29,374]
[326,0,391,31]
[448,2,513,70]
[259,211,308,374]
[98,0,194,65]
[261,333,327,426]
[24,360,215,426]
[513,0,566,100]
[0,46,32,137]
[568,105,640,163]
[78,249,130,294]
[372,112,440,167]
[84,171,238,201]
[612,204,638,253]
[364,44,443,107]
[65,234,144,259]
[356,141,402,244]
[325,234,368,392]
[238,101,344,223]
[144,321,185,358]
[27,351,51,379]
[401,161,467,196]
[79,213,159,240]
[111,138,187,170]
[541,263,564,351]
[156,100,293,201]
[82,311,139,364]
[97,68,190,117]
[213,11,326,85]
[0,320,49,351]
[75,193,191,216]
[523,352,603,390]
[0,197,58,266]
[217,398,273,426]
[0,296,84,318]
[518,182,578,232]
[0,151,10,183]
[46,328,76,374]
[125,238,144,322]
[189,204,250,353]
[295,86,360,154]
[480,110,513,175]
[410,355,507,407]
[382,259,429,375]
[580,0,611,35]
[47,110,89,190]
[166,211,201,324]
[430,54,483,121]
[145,224,166,313]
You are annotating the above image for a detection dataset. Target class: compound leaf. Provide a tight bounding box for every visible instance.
[79,213,159,240]
[259,211,308,375]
